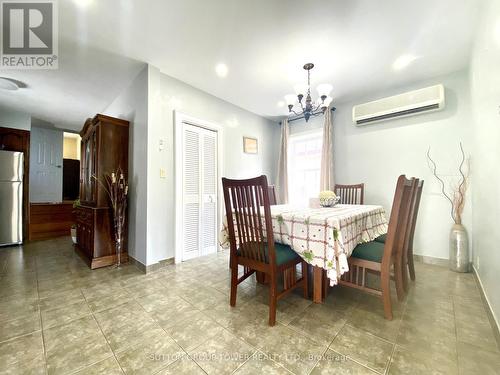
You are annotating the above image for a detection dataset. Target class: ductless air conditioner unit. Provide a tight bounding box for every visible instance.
[352,84,445,126]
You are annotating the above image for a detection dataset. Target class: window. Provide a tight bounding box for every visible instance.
[288,129,323,206]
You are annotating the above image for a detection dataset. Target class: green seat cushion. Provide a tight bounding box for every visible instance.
[351,241,385,263]
[375,233,386,243]
[238,242,300,265]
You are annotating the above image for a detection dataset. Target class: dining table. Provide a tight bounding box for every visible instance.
[220,203,388,303]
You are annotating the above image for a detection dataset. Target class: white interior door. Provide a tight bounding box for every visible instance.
[182,123,218,261]
[201,129,217,256]
[29,127,63,203]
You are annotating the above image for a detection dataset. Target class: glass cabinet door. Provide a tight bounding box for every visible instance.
[85,137,92,202]
[90,130,97,202]
[80,128,97,205]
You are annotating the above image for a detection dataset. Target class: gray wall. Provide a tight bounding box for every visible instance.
[291,70,473,261]
[0,106,31,130]
[103,65,149,265]
[145,67,280,265]
[470,0,500,327]
[104,64,280,266]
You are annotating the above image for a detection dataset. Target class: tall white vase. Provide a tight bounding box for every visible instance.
[449,224,469,272]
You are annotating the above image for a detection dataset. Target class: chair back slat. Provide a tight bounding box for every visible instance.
[267,185,277,205]
[335,183,365,204]
[381,176,414,269]
[222,175,275,265]
[229,187,243,251]
[401,179,419,267]
[408,180,424,250]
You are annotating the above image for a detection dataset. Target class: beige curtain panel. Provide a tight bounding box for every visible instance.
[276,119,289,204]
[320,107,334,191]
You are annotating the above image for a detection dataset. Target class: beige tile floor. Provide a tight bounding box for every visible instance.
[0,237,499,375]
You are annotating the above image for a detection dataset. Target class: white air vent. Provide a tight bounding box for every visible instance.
[352,84,445,126]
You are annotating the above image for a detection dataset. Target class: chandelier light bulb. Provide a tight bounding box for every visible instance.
[283,63,333,122]
[317,83,333,98]
[284,94,296,106]
[322,96,333,107]
[293,83,307,97]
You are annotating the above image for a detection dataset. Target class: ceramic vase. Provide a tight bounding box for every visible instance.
[449,224,469,272]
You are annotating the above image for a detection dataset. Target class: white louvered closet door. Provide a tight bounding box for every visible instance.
[182,123,218,261]
[201,130,218,255]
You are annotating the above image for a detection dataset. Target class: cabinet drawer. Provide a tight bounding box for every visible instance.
[76,222,94,258]
[75,206,95,258]
[75,206,93,226]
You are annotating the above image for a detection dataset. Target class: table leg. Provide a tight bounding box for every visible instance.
[313,266,324,303]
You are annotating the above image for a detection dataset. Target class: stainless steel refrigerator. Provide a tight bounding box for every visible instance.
[0,150,23,246]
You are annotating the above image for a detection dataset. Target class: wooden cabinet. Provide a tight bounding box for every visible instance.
[75,114,129,269]
[29,202,74,240]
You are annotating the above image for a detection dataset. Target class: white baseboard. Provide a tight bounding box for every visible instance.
[413,254,449,268]
[472,265,500,349]
[129,256,174,274]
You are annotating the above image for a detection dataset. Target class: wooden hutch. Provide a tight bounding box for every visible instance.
[75,114,129,269]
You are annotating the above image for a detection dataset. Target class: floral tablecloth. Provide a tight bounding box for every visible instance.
[219,204,388,285]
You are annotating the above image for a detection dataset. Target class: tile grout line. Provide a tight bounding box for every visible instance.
[384,290,409,374]
[129,284,201,374]
[326,322,386,375]
[156,272,299,374]
[80,289,127,375]
[343,322,399,346]
[40,250,125,375]
[34,252,50,375]
[451,294,460,372]
[228,349,258,374]
[131,290,194,374]
[9,245,490,375]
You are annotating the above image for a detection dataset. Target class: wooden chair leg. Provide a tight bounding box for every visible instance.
[402,261,409,293]
[230,262,238,307]
[322,269,328,300]
[408,252,416,281]
[301,262,309,299]
[268,273,277,326]
[394,261,405,301]
[381,273,393,320]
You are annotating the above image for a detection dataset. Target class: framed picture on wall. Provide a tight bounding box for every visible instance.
[243,136,258,154]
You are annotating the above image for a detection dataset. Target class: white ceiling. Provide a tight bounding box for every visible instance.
[0,0,481,130]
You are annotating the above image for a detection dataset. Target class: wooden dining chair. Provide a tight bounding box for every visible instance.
[267,185,277,205]
[402,179,424,291]
[376,179,424,291]
[338,175,414,320]
[335,183,365,204]
[222,175,308,326]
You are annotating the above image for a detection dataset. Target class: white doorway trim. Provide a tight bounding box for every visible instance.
[174,111,224,264]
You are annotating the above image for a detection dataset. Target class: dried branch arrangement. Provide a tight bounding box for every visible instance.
[426,143,469,225]
[93,168,128,266]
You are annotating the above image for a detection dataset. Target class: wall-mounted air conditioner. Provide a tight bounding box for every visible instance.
[352,84,445,126]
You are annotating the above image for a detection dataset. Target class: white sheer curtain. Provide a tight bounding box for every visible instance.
[320,107,334,190]
[276,119,289,204]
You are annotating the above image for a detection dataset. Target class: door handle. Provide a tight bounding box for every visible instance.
[56,165,62,168]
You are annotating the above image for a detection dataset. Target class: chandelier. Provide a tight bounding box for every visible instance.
[284,63,333,122]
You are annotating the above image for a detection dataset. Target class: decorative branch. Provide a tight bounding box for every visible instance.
[455,143,468,224]
[426,147,455,222]
[426,143,469,225]
[92,168,128,265]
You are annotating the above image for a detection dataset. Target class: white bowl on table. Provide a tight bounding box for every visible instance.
[319,196,340,207]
